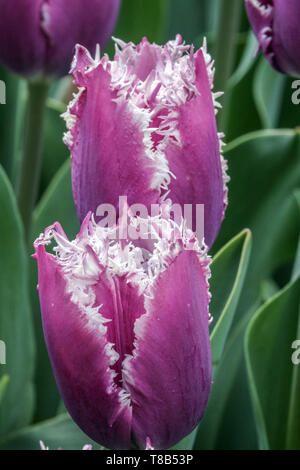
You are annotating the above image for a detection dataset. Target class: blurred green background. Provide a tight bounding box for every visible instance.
[0,0,299,450]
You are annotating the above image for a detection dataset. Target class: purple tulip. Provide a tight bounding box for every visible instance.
[245,0,300,77]
[40,441,92,450]
[34,209,212,449]
[64,35,229,249]
[0,0,120,78]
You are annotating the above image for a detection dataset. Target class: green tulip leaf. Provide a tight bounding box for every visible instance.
[195,301,259,450]
[0,413,101,450]
[171,428,198,451]
[260,279,280,303]
[253,58,287,129]
[224,54,261,141]
[216,129,300,317]
[245,276,300,450]
[39,99,68,197]
[0,165,35,435]
[210,229,252,371]
[30,160,79,421]
[0,376,9,405]
[253,57,300,131]
[200,129,300,450]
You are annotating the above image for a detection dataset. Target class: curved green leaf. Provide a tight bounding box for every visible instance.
[224,55,260,141]
[252,57,300,131]
[210,229,252,371]
[0,165,35,435]
[245,277,300,449]
[30,160,79,422]
[216,129,300,313]
[0,413,101,450]
[208,129,300,449]
[292,190,300,281]
[253,58,287,129]
[228,31,257,89]
[260,279,279,303]
[0,376,9,405]
[194,301,259,450]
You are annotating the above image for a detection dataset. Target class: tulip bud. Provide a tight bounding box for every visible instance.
[64,35,228,249]
[0,0,120,78]
[245,0,300,77]
[34,209,212,450]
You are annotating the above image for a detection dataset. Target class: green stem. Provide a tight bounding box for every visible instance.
[17,80,49,243]
[214,0,242,133]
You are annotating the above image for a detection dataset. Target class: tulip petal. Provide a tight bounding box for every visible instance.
[65,45,161,224]
[92,275,146,384]
[245,1,276,66]
[35,243,132,450]
[123,250,212,449]
[164,49,226,248]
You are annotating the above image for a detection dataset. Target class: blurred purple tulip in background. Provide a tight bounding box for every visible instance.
[245,0,300,77]
[0,0,120,78]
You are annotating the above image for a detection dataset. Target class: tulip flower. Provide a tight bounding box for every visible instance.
[245,0,300,77]
[0,0,120,78]
[64,35,229,249]
[34,208,212,450]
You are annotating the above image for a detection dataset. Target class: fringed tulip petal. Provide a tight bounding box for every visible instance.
[123,250,212,449]
[65,46,161,224]
[34,239,132,450]
[164,47,227,248]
